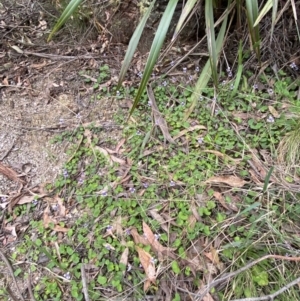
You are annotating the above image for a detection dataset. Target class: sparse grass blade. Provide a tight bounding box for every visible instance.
[185,1,229,119]
[245,0,261,62]
[129,0,179,117]
[184,59,211,120]
[263,166,274,194]
[117,1,156,89]
[205,0,218,88]
[290,0,300,42]
[278,121,300,167]
[253,0,278,42]
[253,0,273,27]
[236,0,242,30]
[47,0,83,42]
[172,0,198,41]
[271,0,279,41]
[230,40,243,99]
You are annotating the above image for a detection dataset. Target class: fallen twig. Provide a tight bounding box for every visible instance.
[229,275,300,300]
[194,254,300,301]
[27,270,37,301]
[81,263,90,301]
[0,248,25,301]
[0,162,25,183]
[23,50,98,60]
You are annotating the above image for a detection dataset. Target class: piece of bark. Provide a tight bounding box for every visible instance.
[0,162,25,183]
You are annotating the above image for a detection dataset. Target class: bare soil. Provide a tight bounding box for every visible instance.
[0,0,129,197]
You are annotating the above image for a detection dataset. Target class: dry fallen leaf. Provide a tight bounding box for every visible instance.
[148,209,169,232]
[268,105,280,118]
[17,195,35,205]
[205,175,247,188]
[103,243,115,250]
[136,246,156,291]
[3,225,17,237]
[143,221,166,254]
[30,60,47,69]
[187,214,197,230]
[120,247,129,275]
[53,225,69,232]
[43,206,57,228]
[56,196,66,217]
[104,216,123,239]
[110,155,126,165]
[202,150,241,163]
[131,223,176,261]
[204,247,220,265]
[213,191,238,212]
[43,206,69,232]
[130,228,149,245]
[0,162,25,183]
[173,125,206,140]
[115,138,126,154]
[248,152,267,179]
[249,169,263,184]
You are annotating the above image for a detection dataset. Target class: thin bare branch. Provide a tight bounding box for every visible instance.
[81,263,90,301]
[230,275,300,300]
[0,249,25,301]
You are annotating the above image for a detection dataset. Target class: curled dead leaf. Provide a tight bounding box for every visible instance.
[205,175,247,188]
[43,206,57,228]
[56,196,66,217]
[204,247,219,265]
[0,162,25,183]
[53,225,69,232]
[17,195,35,205]
[213,191,238,212]
[202,150,241,163]
[173,125,206,140]
[130,227,149,245]
[43,206,69,232]
[148,209,169,232]
[143,221,167,254]
[136,246,156,291]
[120,247,129,275]
[268,105,280,118]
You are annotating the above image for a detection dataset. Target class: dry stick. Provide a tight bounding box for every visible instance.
[0,249,25,301]
[27,270,37,301]
[81,263,90,301]
[229,275,300,301]
[22,51,98,60]
[194,254,300,301]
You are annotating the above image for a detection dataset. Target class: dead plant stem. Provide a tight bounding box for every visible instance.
[229,275,300,300]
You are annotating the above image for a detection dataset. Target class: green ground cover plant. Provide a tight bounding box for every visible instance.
[1,0,300,300]
[8,60,300,300]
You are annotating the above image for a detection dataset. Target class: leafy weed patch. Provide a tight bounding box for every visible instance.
[4,69,300,301]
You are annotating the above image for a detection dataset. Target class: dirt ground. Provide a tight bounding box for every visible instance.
[0,0,132,198]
